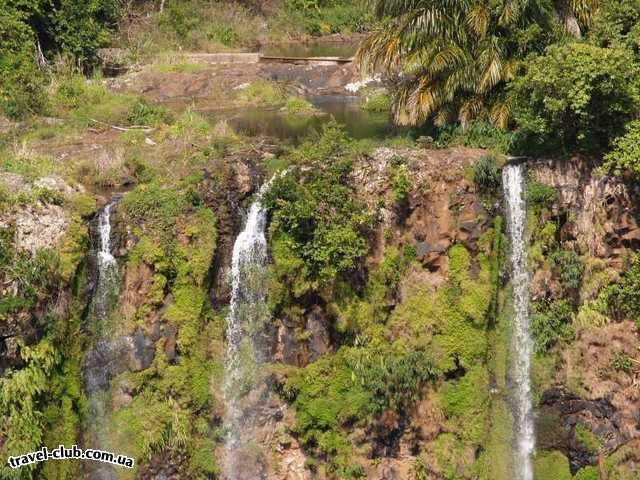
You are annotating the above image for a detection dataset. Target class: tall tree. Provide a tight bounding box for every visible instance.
[357,0,599,127]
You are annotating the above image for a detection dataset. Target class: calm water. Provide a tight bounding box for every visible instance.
[259,40,358,58]
[206,96,400,142]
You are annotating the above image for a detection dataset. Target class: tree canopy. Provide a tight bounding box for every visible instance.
[357,0,599,127]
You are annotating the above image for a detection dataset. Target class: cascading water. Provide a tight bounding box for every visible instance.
[91,200,119,326]
[223,183,271,480]
[503,163,535,480]
[83,199,122,480]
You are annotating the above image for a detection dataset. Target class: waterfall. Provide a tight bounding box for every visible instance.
[83,199,121,480]
[503,163,535,480]
[91,200,119,327]
[223,183,271,480]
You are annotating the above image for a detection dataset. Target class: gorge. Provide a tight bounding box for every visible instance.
[1,2,640,479]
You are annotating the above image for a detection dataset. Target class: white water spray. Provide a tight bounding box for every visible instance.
[84,199,121,480]
[92,200,119,323]
[503,163,535,480]
[223,183,271,480]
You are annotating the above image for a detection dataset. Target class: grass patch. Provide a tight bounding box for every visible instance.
[154,62,208,74]
[237,80,288,106]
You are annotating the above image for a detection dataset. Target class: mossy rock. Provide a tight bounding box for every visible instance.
[533,450,571,480]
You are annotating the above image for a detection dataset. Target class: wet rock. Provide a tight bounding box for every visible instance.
[233,160,253,196]
[82,337,132,394]
[163,324,178,362]
[129,329,155,371]
[306,306,331,361]
[539,387,629,472]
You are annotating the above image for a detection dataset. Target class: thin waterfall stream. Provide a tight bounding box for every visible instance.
[223,182,271,480]
[92,200,119,324]
[82,198,122,480]
[503,163,535,480]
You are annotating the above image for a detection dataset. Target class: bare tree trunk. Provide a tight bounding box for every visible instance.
[34,38,48,70]
[160,0,165,13]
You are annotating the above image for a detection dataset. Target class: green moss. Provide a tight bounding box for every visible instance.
[361,93,391,113]
[122,183,188,235]
[442,365,490,444]
[127,235,168,270]
[533,450,571,480]
[333,246,412,339]
[57,214,89,283]
[476,398,514,480]
[165,285,206,350]
[283,96,316,114]
[573,466,599,480]
[188,437,219,476]
[431,433,472,480]
[286,350,369,444]
[575,423,602,454]
[387,243,498,373]
[237,80,287,106]
[433,303,487,371]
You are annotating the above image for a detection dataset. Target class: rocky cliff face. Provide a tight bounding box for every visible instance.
[1,142,638,480]
[528,158,640,476]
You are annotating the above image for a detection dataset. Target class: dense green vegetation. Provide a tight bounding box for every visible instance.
[358,0,595,127]
[358,0,640,174]
[510,42,640,153]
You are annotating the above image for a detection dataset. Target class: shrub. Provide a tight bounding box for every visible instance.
[605,119,640,178]
[550,250,583,295]
[283,97,315,114]
[531,300,574,353]
[527,181,557,209]
[285,349,369,444]
[265,122,371,282]
[0,6,47,118]
[237,80,287,106]
[589,0,640,50]
[391,164,410,202]
[511,43,640,153]
[122,183,188,237]
[284,0,373,35]
[604,254,640,325]
[473,154,501,193]
[206,23,239,47]
[435,120,514,153]
[126,100,173,126]
[610,351,634,374]
[352,349,438,414]
[361,94,391,113]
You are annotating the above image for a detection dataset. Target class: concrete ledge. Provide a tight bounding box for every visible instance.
[180,52,354,65]
[260,55,353,65]
[183,53,262,64]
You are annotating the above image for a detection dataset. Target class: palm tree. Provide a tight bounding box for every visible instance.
[357,0,599,128]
